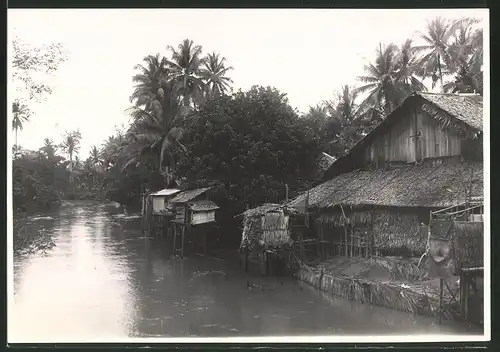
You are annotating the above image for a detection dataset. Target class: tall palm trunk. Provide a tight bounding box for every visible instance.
[437,53,444,92]
[183,74,189,107]
[15,128,18,147]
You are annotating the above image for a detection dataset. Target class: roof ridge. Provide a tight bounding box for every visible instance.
[417,91,481,97]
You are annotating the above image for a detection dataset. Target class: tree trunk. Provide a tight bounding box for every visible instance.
[438,54,444,93]
[183,75,190,107]
[15,128,18,147]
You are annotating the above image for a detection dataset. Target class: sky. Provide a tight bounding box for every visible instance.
[8,8,487,159]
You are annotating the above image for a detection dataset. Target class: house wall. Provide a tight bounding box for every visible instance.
[191,211,216,225]
[361,109,464,166]
[152,197,165,213]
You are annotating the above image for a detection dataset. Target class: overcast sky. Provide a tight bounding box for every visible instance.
[8,9,487,158]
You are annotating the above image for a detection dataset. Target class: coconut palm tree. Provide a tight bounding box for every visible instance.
[121,83,188,183]
[200,52,234,98]
[89,145,103,169]
[59,130,82,174]
[165,39,206,109]
[355,43,411,118]
[130,53,170,110]
[413,17,474,91]
[394,39,427,91]
[39,138,58,158]
[12,100,31,147]
[444,22,483,94]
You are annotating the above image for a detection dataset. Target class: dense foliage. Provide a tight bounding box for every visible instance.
[172,86,321,231]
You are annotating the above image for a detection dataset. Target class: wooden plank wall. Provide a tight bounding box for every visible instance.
[363,110,463,166]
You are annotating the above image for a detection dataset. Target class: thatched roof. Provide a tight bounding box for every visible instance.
[318,152,336,172]
[239,203,298,218]
[290,158,483,210]
[349,92,482,156]
[188,200,219,211]
[170,187,211,203]
[418,92,483,131]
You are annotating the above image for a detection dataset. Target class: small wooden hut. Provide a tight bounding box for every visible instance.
[142,187,181,238]
[239,203,298,276]
[169,187,220,257]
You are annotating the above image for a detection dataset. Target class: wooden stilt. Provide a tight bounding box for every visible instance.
[203,231,208,255]
[244,247,249,273]
[464,274,470,321]
[172,223,177,254]
[181,225,185,259]
[439,278,444,324]
[300,233,305,258]
[350,228,353,258]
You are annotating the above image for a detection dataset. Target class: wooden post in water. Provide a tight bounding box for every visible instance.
[439,278,444,324]
[203,230,208,256]
[180,225,185,259]
[244,247,249,273]
[350,227,353,258]
[172,223,177,255]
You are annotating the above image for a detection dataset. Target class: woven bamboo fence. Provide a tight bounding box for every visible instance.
[453,221,484,269]
[261,211,292,248]
[295,264,455,319]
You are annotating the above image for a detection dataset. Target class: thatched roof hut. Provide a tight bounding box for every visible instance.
[240,203,298,250]
[292,92,483,254]
[291,159,482,210]
[324,92,483,180]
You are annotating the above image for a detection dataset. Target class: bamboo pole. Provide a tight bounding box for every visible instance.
[172,223,177,254]
[181,225,185,259]
[350,228,353,258]
[439,278,444,324]
[339,204,348,257]
[204,231,208,255]
[244,247,249,273]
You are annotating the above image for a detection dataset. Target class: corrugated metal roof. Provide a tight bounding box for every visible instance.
[170,187,212,203]
[149,188,181,196]
[188,200,220,211]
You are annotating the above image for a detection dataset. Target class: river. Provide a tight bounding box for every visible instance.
[9,201,479,342]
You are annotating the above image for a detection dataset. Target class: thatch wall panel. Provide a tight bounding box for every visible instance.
[317,209,427,252]
[454,221,484,268]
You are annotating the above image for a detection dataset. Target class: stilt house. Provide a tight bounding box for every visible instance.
[239,203,299,275]
[289,92,484,259]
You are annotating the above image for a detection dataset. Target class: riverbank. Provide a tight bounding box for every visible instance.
[13,209,57,255]
[294,256,470,322]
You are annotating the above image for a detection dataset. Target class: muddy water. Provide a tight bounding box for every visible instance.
[9,201,477,342]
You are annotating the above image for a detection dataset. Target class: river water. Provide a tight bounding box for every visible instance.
[9,201,478,342]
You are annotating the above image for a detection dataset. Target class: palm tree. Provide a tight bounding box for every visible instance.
[200,52,234,98]
[413,17,472,91]
[39,138,58,158]
[59,130,82,174]
[130,53,170,110]
[122,84,187,183]
[89,145,102,169]
[322,85,366,155]
[12,100,31,147]
[444,21,483,94]
[394,39,427,91]
[355,43,411,118]
[165,39,206,109]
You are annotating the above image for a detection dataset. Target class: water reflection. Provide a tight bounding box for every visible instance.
[10,201,479,342]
